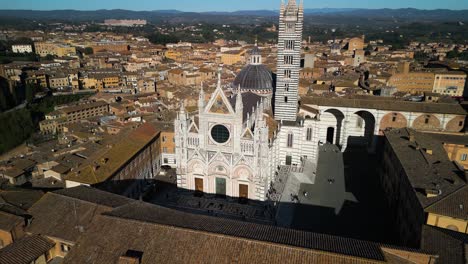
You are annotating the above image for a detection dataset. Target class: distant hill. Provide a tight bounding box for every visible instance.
[0,8,466,23]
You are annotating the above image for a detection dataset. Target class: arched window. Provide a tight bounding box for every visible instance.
[287,133,293,148]
[306,128,312,141]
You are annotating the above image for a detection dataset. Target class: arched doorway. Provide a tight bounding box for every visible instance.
[323,109,345,147]
[349,111,376,148]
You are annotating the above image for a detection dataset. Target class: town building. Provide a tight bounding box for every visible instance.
[11,44,32,54]
[104,19,147,27]
[0,235,55,264]
[34,42,76,57]
[63,123,162,199]
[220,49,246,65]
[0,211,24,249]
[380,128,468,247]
[348,36,365,51]
[432,71,467,97]
[387,72,435,93]
[39,101,109,134]
[160,126,176,167]
[25,186,132,259]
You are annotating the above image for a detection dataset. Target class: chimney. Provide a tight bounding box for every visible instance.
[118,250,143,264]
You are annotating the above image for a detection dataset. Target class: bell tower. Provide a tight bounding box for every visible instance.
[274,0,304,121]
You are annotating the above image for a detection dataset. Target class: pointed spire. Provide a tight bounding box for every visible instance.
[216,66,222,89]
[235,84,243,114]
[198,81,205,111]
[179,101,186,114]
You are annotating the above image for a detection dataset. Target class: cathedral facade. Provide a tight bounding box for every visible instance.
[175,0,303,201]
[175,74,272,201]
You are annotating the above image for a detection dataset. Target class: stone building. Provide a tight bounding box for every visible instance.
[268,94,467,172]
[39,101,109,134]
[380,128,468,247]
[11,44,32,54]
[34,42,76,57]
[432,71,467,97]
[64,123,162,199]
[387,72,435,93]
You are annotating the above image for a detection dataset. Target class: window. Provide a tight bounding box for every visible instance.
[211,124,230,144]
[61,243,70,253]
[164,158,169,163]
[285,40,295,50]
[461,154,467,161]
[284,70,291,78]
[356,117,363,128]
[284,96,288,103]
[162,136,167,142]
[287,133,293,148]
[286,22,295,33]
[163,147,168,153]
[285,83,289,91]
[306,128,312,141]
[283,55,293,65]
[424,116,430,124]
[459,121,463,127]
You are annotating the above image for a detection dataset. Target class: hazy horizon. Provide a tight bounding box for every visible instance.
[2,0,467,12]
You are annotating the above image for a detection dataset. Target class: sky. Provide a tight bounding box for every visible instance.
[1,0,467,11]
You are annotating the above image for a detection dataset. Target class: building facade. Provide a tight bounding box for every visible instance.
[175,73,271,201]
[11,44,33,53]
[39,101,109,134]
[432,72,467,97]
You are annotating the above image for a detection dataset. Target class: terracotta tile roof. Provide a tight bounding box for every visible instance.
[64,123,160,185]
[384,129,466,209]
[425,185,468,219]
[63,201,432,263]
[0,235,54,264]
[26,187,132,243]
[301,96,467,115]
[422,225,468,264]
[105,202,387,261]
[0,211,23,231]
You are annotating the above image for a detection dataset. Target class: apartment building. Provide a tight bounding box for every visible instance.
[39,101,109,134]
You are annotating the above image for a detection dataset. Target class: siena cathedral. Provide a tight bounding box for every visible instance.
[175,0,310,201]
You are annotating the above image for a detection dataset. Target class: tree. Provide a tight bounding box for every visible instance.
[44,54,55,61]
[25,83,37,103]
[84,47,94,55]
[147,33,179,45]
[446,50,460,59]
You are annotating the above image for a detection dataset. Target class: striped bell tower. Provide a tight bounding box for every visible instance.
[274,0,304,121]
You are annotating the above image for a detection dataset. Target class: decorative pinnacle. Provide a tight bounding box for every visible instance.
[217,66,222,88]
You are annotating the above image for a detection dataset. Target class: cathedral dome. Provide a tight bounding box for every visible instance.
[233,64,274,93]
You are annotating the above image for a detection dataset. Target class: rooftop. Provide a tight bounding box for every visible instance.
[64,123,160,185]
[63,201,431,263]
[0,235,54,264]
[26,186,133,242]
[384,128,466,209]
[301,96,467,115]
